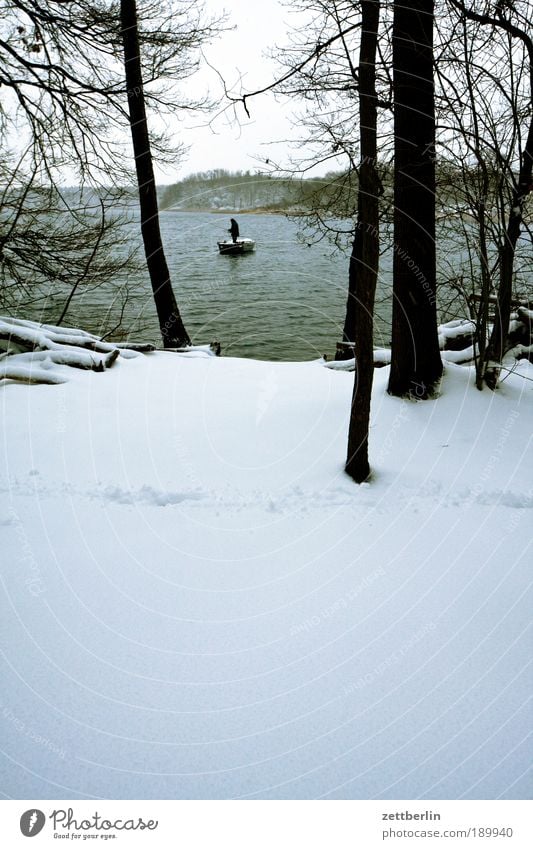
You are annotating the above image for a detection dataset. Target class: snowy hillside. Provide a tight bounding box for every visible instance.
[1,351,531,799]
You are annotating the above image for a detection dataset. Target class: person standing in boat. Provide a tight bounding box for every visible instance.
[228,218,239,243]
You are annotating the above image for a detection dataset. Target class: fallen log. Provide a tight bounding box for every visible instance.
[0,316,127,384]
[0,325,121,356]
[0,364,67,385]
[114,341,156,352]
[0,316,223,385]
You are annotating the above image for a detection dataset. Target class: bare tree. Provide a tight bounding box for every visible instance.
[345,0,382,482]
[453,1,533,389]
[436,0,533,389]
[0,0,219,343]
[120,0,190,347]
[0,154,137,330]
[221,1,391,480]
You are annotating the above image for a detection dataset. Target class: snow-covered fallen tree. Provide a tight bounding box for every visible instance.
[438,313,533,365]
[437,318,476,351]
[0,316,219,385]
[1,318,122,384]
[326,311,532,373]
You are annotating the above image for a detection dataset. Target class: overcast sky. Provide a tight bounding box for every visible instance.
[156,0,307,183]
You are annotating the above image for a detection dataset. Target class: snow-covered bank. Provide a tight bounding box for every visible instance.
[1,352,531,799]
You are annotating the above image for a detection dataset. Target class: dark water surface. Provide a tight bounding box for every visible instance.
[22,207,527,361]
[39,211,395,361]
[160,212,393,360]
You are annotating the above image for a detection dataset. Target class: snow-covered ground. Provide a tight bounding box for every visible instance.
[1,351,531,799]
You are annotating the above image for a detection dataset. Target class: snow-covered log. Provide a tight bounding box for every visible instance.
[373,348,392,366]
[324,357,356,372]
[516,306,533,323]
[330,311,531,374]
[441,346,476,364]
[114,341,156,353]
[0,363,67,385]
[0,316,221,385]
[510,307,533,346]
[0,348,119,371]
[0,320,120,356]
[438,319,476,351]
[4,317,98,338]
[506,343,533,363]
[0,316,146,385]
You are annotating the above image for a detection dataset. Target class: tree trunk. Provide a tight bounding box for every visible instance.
[120,0,190,348]
[345,0,381,483]
[388,0,442,398]
[475,193,491,390]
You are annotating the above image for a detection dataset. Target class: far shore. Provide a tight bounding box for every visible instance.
[161,207,307,216]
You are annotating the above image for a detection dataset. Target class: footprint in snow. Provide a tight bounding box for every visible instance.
[99,484,208,507]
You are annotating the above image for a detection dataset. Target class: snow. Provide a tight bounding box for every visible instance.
[0,318,106,353]
[324,350,392,371]
[324,357,355,371]
[3,317,98,338]
[373,348,392,365]
[438,319,476,341]
[1,351,531,800]
[0,363,67,385]
[0,316,170,384]
[441,346,476,364]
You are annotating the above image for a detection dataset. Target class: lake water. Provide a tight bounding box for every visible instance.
[17,205,530,360]
[86,211,394,361]
[29,209,490,360]
[162,211,366,361]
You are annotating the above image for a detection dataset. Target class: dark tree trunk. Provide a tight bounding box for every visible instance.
[120,0,190,348]
[388,0,442,398]
[345,0,381,483]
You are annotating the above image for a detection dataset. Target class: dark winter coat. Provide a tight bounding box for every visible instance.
[229,218,240,242]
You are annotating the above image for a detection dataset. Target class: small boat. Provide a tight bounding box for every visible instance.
[217,238,256,256]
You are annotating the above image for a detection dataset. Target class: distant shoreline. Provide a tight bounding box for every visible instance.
[162,207,306,216]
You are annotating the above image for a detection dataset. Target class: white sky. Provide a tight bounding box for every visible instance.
[156,0,308,182]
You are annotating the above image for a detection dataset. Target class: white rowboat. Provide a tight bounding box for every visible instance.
[217,238,256,255]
